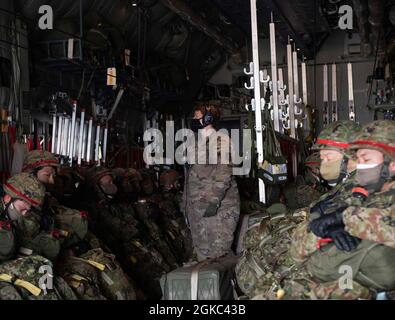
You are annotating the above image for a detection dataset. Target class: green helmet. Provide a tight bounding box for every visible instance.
[22,150,59,173]
[304,152,321,171]
[124,168,143,182]
[349,120,395,159]
[3,173,45,208]
[86,167,113,187]
[312,121,362,156]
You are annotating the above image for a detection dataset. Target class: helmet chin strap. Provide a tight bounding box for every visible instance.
[366,155,391,193]
[325,156,350,187]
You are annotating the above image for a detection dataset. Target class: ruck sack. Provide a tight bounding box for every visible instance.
[57,254,106,300]
[51,205,89,248]
[79,248,136,300]
[160,255,238,300]
[234,211,269,255]
[235,214,304,298]
[0,255,59,300]
[307,239,395,292]
[258,115,287,185]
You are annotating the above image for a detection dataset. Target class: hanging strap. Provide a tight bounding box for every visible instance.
[264,111,283,159]
[0,273,42,297]
[190,259,211,300]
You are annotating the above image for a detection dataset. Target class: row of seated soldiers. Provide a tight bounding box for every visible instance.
[0,150,192,300]
[235,120,395,300]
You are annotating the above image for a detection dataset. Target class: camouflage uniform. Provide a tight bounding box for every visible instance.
[0,174,76,300]
[343,120,395,249]
[21,150,88,254]
[236,121,368,300]
[82,167,167,299]
[292,120,395,297]
[0,173,61,261]
[157,169,193,263]
[283,153,324,210]
[289,121,362,263]
[184,129,240,261]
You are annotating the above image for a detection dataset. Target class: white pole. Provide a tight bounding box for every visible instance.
[56,115,63,155]
[301,60,308,105]
[287,42,296,138]
[94,125,100,163]
[269,19,280,131]
[86,118,93,163]
[331,63,338,122]
[347,62,355,121]
[69,100,77,162]
[62,117,69,157]
[249,0,265,203]
[103,125,108,164]
[323,64,329,126]
[82,122,88,161]
[77,109,85,165]
[51,114,56,153]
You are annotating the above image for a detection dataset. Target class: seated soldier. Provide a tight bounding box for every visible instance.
[1,172,60,261]
[22,150,89,255]
[306,120,395,297]
[290,120,362,262]
[235,121,363,300]
[81,166,171,299]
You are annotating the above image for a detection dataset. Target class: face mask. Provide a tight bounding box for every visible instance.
[100,183,118,196]
[191,119,204,132]
[320,159,343,182]
[356,163,383,187]
[7,202,21,221]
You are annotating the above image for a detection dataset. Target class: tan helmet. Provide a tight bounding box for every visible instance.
[22,150,59,173]
[3,173,45,208]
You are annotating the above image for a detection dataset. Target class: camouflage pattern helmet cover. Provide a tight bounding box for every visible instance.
[349,120,395,159]
[22,150,59,173]
[312,121,362,156]
[3,173,45,208]
[304,152,321,170]
[124,168,143,181]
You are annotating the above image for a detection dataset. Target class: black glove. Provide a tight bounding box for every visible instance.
[309,207,346,238]
[40,214,54,232]
[310,193,339,219]
[203,202,219,217]
[327,226,361,252]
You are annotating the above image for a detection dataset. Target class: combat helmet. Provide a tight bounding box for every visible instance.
[349,120,395,191]
[159,169,180,189]
[124,168,143,182]
[349,120,395,159]
[304,152,321,171]
[22,150,59,173]
[312,120,362,156]
[3,173,45,208]
[312,121,362,185]
[86,167,113,185]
